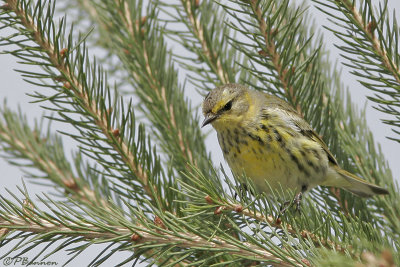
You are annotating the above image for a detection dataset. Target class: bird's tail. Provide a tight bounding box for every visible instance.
[326,166,389,198]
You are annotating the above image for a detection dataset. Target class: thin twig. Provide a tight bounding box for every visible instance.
[249,0,297,104]
[223,201,348,253]
[0,119,112,212]
[0,215,299,266]
[116,0,196,166]
[340,0,400,85]
[181,0,230,84]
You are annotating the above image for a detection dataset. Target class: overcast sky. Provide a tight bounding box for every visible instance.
[0,1,399,266]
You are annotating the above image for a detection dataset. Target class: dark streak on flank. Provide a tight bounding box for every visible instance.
[235,136,240,146]
[300,150,317,171]
[260,123,270,133]
[247,132,264,145]
[261,113,270,120]
[287,149,310,176]
[274,129,284,146]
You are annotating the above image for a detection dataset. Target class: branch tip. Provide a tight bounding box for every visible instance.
[63,179,79,191]
[204,195,213,204]
[131,233,141,242]
[258,50,268,57]
[214,206,226,215]
[234,204,243,213]
[141,16,147,25]
[301,259,311,267]
[59,48,68,59]
[112,129,120,137]
[367,20,377,34]
[0,228,10,237]
[63,81,71,89]
[154,216,167,230]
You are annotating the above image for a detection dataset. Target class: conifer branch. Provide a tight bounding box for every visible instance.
[0,197,300,266]
[178,0,231,84]
[248,0,298,104]
[73,0,213,179]
[0,107,112,211]
[329,0,400,85]
[1,0,399,265]
[162,0,253,90]
[313,0,400,141]
[118,1,196,166]
[1,0,156,199]
[222,201,347,252]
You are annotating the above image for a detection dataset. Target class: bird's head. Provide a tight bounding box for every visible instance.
[202,84,250,129]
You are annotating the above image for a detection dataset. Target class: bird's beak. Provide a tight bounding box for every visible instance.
[202,113,218,128]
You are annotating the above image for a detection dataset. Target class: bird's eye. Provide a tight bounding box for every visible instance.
[223,100,233,111]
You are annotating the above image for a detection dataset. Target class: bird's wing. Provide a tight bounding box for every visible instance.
[259,92,338,165]
[290,115,338,166]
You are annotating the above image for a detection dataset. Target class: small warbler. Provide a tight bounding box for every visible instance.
[202,83,388,198]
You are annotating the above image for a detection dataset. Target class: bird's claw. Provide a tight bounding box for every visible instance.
[278,192,303,218]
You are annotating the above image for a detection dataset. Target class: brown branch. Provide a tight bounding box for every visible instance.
[181,0,230,84]
[5,0,152,196]
[116,1,196,167]
[214,199,349,254]
[0,215,298,266]
[0,120,113,212]
[340,0,400,85]
[249,0,298,106]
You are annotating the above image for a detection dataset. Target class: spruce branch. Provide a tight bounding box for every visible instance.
[178,169,371,257]
[1,0,399,265]
[313,0,400,141]
[0,0,165,206]
[160,0,255,91]
[320,0,400,84]
[0,191,301,266]
[181,0,230,84]
[70,0,214,180]
[0,106,114,211]
[219,199,348,252]
[164,0,232,85]
[248,0,298,105]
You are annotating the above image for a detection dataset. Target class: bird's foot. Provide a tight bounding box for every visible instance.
[234,183,254,199]
[279,200,292,215]
[278,192,303,217]
[234,183,246,199]
[293,191,303,213]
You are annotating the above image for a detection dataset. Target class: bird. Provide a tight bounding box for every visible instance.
[201,83,388,204]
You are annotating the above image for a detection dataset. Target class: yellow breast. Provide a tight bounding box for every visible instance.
[216,122,328,195]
